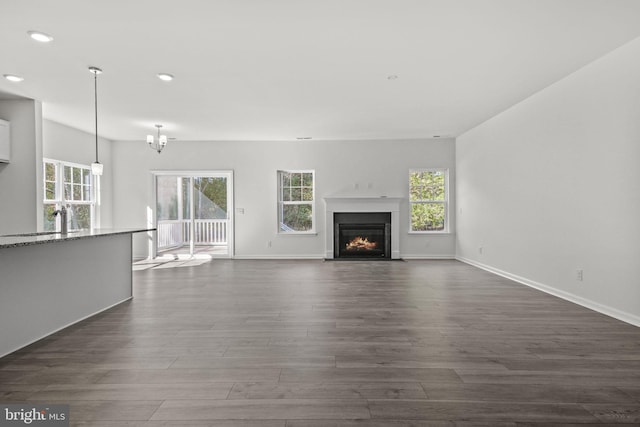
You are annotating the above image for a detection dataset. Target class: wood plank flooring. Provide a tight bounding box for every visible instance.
[1,259,640,426]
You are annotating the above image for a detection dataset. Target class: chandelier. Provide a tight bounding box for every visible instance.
[147,124,168,154]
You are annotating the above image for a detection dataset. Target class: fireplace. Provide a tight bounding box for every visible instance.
[324,197,402,259]
[334,212,391,259]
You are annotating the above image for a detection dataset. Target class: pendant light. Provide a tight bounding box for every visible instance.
[89,66,103,176]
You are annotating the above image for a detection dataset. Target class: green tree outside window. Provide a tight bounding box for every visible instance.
[278,171,314,232]
[409,170,447,232]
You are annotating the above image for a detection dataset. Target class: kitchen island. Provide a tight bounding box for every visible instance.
[0,228,153,357]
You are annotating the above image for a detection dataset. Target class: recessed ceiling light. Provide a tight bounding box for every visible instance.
[3,74,24,82]
[157,73,174,81]
[296,137,312,140]
[28,31,53,43]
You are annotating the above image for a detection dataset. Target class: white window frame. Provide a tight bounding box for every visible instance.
[409,168,449,234]
[277,170,316,234]
[43,158,96,231]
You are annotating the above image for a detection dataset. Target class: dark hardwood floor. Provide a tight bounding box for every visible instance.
[1,259,639,426]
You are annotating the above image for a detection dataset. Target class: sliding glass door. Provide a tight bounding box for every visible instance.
[155,171,233,258]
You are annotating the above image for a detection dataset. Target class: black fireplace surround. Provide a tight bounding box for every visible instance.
[334,212,391,259]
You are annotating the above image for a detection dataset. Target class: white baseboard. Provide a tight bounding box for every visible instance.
[234,254,456,260]
[402,254,456,260]
[456,256,640,327]
[233,254,324,260]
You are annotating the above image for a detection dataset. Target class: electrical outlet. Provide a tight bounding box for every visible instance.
[576,269,583,281]
[478,246,483,255]
[267,240,272,248]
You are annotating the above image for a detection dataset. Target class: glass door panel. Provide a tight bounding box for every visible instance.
[156,176,183,250]
[156,172,232,258]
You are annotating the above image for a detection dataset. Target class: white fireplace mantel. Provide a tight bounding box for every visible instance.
[323,196,403,259]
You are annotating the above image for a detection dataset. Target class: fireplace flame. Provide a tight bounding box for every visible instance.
[345,236,378,251]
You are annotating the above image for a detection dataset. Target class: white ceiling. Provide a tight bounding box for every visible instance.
[1,0,640,142]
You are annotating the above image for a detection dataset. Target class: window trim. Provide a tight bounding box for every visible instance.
[43,158,96,231]
[277,169,316,234]
[408,168,449,234]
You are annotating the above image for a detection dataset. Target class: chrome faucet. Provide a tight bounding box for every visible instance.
[52,206,68,235]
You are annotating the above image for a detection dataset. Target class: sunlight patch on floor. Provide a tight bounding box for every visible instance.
[133,254,213,270]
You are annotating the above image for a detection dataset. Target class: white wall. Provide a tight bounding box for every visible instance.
[456,38,640,325]
[112,138,456,259]
[0,99,43,234]
[43,120,114,227]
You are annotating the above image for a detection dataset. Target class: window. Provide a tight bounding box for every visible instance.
[277,170,315,233]
[409,169,448,232]
[43,159,95,231]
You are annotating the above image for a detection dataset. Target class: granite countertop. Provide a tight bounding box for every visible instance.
[0,228,155,249]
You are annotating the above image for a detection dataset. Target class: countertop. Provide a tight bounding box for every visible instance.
[0,228,155,249]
